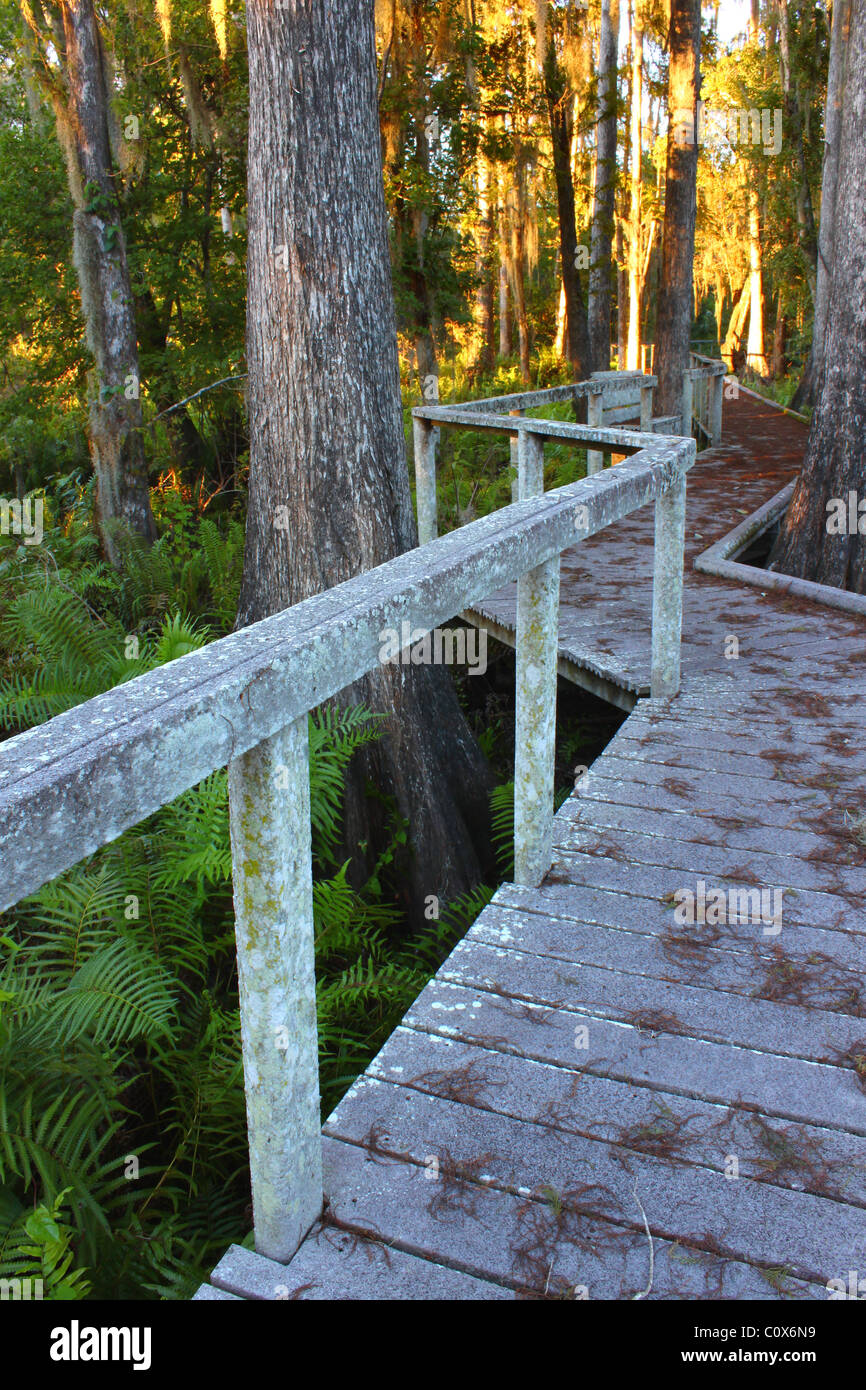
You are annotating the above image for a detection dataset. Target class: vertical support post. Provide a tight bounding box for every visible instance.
[710,370,723,445]
[640,383,653,431]
[651,475,687,699]
[413,415,438,545]
[586,386,605,475]
[681,372,693,437]
[517,425,544,498]
[228,718,322,1262]
[509,408,524,501]
[514,431,560,887]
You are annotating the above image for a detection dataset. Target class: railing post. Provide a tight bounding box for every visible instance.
[514,430,560,887]
[681,372,693,437]
[709,369,723,445]
[640,382,653,431]
[413,415,438,545]
[586,385,605,475]
[228,717,322,1263]
[509,408,524,501]
[651,475,687,699]
[516,423,544,497]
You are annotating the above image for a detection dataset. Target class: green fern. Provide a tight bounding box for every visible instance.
[0,1190,92,1300]
[490,779,515,879]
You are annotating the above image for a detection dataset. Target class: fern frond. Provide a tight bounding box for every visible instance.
[46,939,177,1048]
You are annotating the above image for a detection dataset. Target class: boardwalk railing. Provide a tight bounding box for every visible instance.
[686,352,727,445]
[0,418,694,1266]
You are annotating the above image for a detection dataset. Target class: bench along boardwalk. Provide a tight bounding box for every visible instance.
[1,371,863,1301]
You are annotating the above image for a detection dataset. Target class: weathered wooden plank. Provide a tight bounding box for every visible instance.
[210,1236,509,1301]
[401,978,866,1135]
[507,866,860,936]
[436,937,866,1060]
[325,1071,863,1284]
[467,901,866,1002]
[364,1029,866,1207]
[312,1134,820,1299]
[553,828,866,896]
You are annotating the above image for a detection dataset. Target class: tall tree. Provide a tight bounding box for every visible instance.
[739,2,767,376]
[792,0,850,411]
[768,0,865,593]
[626,0,643,369]
[654,0,701,418]
[23,0,156,562]
[239,0,492,917]
[537,0,592,378]
[589,0,619,371]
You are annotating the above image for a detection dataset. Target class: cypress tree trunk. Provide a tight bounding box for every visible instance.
[654,0,701,418]
[791,0,849,412]
[768,0,866,594]
[60,0,156,563]
[239,0,493,919]
[589,0,619,372]
[543,42,592,379]
[626,4,643,370]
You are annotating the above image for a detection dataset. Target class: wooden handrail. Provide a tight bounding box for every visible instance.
[0,400,695,1265]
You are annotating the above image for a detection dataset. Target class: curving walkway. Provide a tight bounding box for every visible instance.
[198,389,866,1302]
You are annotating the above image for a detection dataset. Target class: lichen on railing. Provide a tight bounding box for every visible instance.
[0,392,695,1264]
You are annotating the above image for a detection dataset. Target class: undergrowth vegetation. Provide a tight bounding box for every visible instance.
[0,470,507,1300]
[0,366,621,1300]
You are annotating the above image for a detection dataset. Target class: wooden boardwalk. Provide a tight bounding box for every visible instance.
[199,390,866,1302]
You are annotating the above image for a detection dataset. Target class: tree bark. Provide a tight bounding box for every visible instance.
[60,0,156,563]
[768,0,866,593]
[626,3,643,370]
[509,166,532,383]
[792,0,850,412]
[654,0,700,418]
[239,0,493,921]
[771,295,787,379]
[746,187,769,377]
[777,0,819,296]
[589,0,619,372]
[472,149,496,375]
[544,48,592,378]
[722,278,751,372]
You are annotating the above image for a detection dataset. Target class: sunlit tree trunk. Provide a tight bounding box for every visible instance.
[626,1,643,370]
[239,0,492,917]
[722,279,751,371]
[509,164,532,383]
[497,170,513,357]
[655,0,701,419]
[542,27,592,378]
[472,150,496,374]
[746,188,769,377]
[616,215,627,368]
[589,0,619,371]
